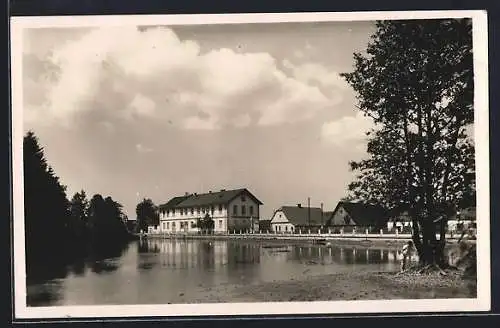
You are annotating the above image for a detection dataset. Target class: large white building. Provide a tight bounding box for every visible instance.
[157,188,263,234]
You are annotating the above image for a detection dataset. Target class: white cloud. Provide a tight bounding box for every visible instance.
[293,50,304,58]
[283,59,349,94]
[232,113,252,128]
[24,26,347,130]
[183,116,218,131]
[135,143,153,153]
[128,93,156,118]
[98,121,115,133]
[321,112,375,150]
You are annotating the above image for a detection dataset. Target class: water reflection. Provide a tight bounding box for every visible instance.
[27,239,407,306]
[262,244,403,266]
[26,241,130,305]
[88,243,130,274]
[136,239,402,273]
[26,280,64,307]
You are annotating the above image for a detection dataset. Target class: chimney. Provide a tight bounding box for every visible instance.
[297,203,302,208]
[185,192,189,196]
[308,197,311,226]
[321,202,324,226]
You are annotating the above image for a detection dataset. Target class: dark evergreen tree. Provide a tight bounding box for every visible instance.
[88,194,131,246]
[24,131,134,283]
[69,190,89,240]
[23,131,70,263]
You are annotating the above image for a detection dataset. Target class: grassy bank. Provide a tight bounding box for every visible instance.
[173,270,476,304]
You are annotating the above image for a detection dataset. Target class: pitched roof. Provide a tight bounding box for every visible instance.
[327,201,389,227]
[323,211,334,220]
[274,206,329,226]
[158,195,190,210]
[163,188,263,208]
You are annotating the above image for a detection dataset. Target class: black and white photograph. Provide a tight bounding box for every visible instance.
[10,11,490,319]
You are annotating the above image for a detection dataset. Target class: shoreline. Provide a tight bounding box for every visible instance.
[169,270,477,304]
[142,232,475,248]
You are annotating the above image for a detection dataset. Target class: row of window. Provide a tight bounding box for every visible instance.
[163,205,255,217]
[162,220,226,230]
[275,225,294,232]
[164,205,225,217]
[233,204,254,216]
[161,218,255,230]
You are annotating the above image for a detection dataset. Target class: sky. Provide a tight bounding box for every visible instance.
[22,20,379,220]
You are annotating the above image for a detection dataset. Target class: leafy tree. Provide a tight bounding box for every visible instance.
[88,194,130,244]
[196,214,215,234]
[135,198,159,233]
[23,131,70,260]
[340,19,475,267]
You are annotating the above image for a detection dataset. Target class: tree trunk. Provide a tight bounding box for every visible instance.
[413,218,447,268]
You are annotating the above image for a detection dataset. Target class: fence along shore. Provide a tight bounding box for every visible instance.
[141,229,475,243]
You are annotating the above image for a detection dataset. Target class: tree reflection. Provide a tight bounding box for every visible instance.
[69,259,86,276]
[26,281,64,307]
[138,239,161,254]
[199,241,215,270]
[88,242,129,274]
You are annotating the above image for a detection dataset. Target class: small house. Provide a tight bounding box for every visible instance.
[326,201,389,233]
[387,211,413,233]
[448,207,477,232]
[270,204,330,233]
[147,224,160,234]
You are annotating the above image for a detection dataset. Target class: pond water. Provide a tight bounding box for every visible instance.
[26,238,406,306]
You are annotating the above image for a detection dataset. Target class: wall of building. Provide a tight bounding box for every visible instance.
[157,193,261,233]
[227,196,260,232]
[272,223,295,233]
[329,206,355,226]
[269,210,294,233]
[159,204,229,233]
[387,220,413,231]
[448,219,476,232]
[270,210,287,223]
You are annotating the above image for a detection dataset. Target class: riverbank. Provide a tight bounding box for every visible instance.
[143,232,474,248]
[172,270,477,304]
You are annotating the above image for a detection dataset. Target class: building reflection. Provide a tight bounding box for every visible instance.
[288,244,401,266]
[136,239,405,276]
[140,239,263,275]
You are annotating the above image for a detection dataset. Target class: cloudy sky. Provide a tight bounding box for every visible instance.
[22,20,378,220]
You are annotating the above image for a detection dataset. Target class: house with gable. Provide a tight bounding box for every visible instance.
[326,201,390,233]
[269,204,331,233]
[158,188,263,234]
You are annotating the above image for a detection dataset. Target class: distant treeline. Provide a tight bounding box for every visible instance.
[23,131,136,280]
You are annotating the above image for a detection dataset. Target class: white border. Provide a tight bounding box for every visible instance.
[11,10,490,320]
